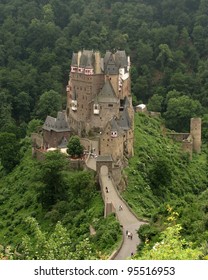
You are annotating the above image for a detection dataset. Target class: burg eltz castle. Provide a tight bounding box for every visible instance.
[32,49,201,164]
[33,50,134,163]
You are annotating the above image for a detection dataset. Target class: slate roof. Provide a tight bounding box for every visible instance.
[115,50,128,68]
[103,50,128,74]
[96,155,113,162]
[79,50,94,68]
[117,108,131,130]
[71,53,78,66]
[109,117,123,136]
[43,112,70,132]
[124,96,130,107]
[71,50,128,73]
[71,50,94,68]
[98,80,119,103]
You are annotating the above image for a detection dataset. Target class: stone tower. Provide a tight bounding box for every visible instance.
[190,117,201,153]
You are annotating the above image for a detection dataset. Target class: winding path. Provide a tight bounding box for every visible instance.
[86,157,145,260]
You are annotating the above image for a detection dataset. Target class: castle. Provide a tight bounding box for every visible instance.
[33,50,134,163]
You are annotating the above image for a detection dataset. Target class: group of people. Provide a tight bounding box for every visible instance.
[126,230,133,240]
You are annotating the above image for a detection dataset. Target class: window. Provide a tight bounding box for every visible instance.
[108,104,113,107]
[111,131,117,138]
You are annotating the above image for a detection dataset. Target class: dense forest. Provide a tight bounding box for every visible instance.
[1,0,208,259]
[1,0,208,134]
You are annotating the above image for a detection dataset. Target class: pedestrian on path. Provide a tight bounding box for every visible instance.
[105,186,109,193]
[119,205,123,211]
[126,230,128,236]
[127,232,133,239]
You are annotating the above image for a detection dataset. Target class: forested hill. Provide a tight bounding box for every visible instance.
[1,0,208,137]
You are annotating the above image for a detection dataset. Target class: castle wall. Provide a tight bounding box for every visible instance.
[190,118,201,153]
[90,102,120,130]
[167,133,190,142]
[121,78,131,99]
[67,73,104,124]
[100,126,124,162]
[80,138,91,151]
[31,133,43,148]
[124,129,134,158]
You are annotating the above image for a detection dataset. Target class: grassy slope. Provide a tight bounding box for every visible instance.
[122,112,208,244]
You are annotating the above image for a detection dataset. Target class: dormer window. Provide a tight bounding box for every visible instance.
[78,67,84,73]
[71,66,77,72]
[85,68,94,75]
[111,131,118,138]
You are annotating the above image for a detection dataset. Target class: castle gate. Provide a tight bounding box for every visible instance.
[96,155,113,176]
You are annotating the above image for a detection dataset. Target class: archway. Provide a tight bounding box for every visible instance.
[100,165,108,176]
[96,155,113,176]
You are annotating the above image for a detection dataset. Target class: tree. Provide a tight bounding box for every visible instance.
[149,158,172,197]
[0,132,20,172]
[67,136,84,158]
[35,90,62,120]
[21,217,97,260]
[0,90,14,132]
[134,209,202,260]
[38,151,68,209]
[164,95,202,132]
[156,44,173,69]
[13,91,31,122]
[147,94,163,112]
[26,119,43,136]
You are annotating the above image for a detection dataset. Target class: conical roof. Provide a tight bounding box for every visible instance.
[98,80,118,103]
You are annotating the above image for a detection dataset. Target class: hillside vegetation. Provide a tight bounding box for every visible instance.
[123,112,208,251]
[0,149,121,259]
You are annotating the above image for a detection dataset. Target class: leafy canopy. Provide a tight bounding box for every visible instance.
[21,217,98,260]
[67,136,84,158]
[38,150,68,209]
[134,208,202,260]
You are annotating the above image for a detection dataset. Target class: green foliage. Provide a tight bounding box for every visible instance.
[149,158,172,196]
[147,94,163,112]
[67,136,84,158]
[0,150,119,258]
[0,132,20,172]
[0,0,208,134]
[21,217,97,260]
[26,119,43,136]
[164,95,202,132]
[123,113,208,250]
[134,210,202,260]
[38,151,68,209]
[91,214,122,253]
[35,90,62,120]
[138,224,160,243]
